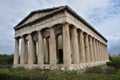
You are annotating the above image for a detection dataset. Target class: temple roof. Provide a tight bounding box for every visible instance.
[14,5,107,42]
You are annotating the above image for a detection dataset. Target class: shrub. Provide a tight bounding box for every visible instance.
[107,61,120,70]
[0,54,13,65]
[105,67,116,74]
[85,66,104,74]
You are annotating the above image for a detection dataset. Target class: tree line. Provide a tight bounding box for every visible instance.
[0,54,13,65]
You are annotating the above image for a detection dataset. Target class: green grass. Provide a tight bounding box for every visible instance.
[111,57,120,61]
[0,68,120,80]
[0,56,120,80]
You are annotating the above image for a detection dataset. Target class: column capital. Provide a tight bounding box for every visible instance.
[62,22,69,27]
[50,28,55,37]
[14,36,20,39]
[83,32,89,37]
[88,34,93,38]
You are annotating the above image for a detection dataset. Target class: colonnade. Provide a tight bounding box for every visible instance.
[13,23,109,69]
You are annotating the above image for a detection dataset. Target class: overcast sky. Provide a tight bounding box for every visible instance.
[0,0,120,54]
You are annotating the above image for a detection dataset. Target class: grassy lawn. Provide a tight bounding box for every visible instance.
[0,68,120,80]
[0,55,120,80]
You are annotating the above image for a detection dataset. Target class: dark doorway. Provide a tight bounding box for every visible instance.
[58,49,63,64]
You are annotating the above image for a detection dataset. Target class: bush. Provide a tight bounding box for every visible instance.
[0,54,13,65]
[107,61,120,70]
[105,67,116,74]
[0,64,12,69]
[85,66,104,74]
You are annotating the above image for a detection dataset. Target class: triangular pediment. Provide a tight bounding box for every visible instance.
[21,11,51,25]
[15,6,65,28]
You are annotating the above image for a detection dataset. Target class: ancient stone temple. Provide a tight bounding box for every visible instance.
[13,6,109,70]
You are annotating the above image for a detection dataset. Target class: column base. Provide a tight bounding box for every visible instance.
[13,61,108,71]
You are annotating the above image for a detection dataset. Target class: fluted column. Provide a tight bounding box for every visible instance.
[105,45,109,61]
[25,41,28,64]
[63,23,71,66]
[44,38,49,64]
[84,33,90,62]
[104,44,106,61]
[49,28,57,66]
[96,40,99,61]
[101,43,103,61]
[79,30,86,63]
[92,38,95,62]
[20,37,26,64]
[99,42,102,61]
[38,31,44,65]
[71,27,79,64]
[93,38,97,62]
[101,43,104,61]
[28,34,35,64]
[103,45,105,60]
[89,36,94,62]
[14,38,19,65]
[103,44,105,60]
[98,41,101,61]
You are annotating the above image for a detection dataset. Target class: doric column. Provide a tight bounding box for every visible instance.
[100,43,104,61]
[44,38,49,64]
[103,45,106,60]
[101,43,103,61]
[28,34,35,64]
[103,44,105,60]
[38,31,44,65]
[93,38,97,62]
[20,37,26,64]
[98,41,101,61]
[84,33,90,62]
[96,40,99,61]
[92,38,95,62]
[71,27,79,64]
[14,38,19,65]
[105,45,109,61]
[103,44,105,61]
[25,41,28,64]
[79,30,86,63]
[49,28,57,66]
[99,42,102,61]
[95,39,98,62]
[63,23,71,66]
[103,44,107,60]
[89,36,94,62]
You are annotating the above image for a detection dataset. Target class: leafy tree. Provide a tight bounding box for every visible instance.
[0,54,13,65]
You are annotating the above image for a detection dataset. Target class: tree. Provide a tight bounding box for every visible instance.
[0,54,13,65]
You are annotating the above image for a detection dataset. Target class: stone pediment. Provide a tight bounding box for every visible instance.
[14,6,65,29]
[22,11,51,26]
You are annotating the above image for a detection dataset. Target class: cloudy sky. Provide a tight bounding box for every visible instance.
[0,0,120,54]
